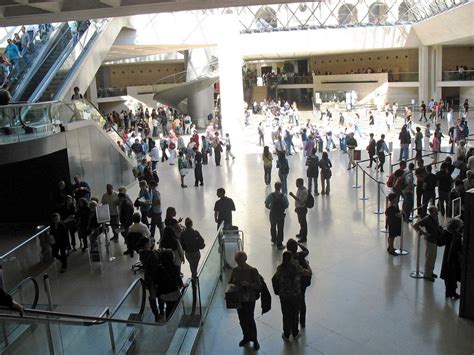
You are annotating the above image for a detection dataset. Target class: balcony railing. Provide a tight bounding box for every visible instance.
[442,70,474,81]
[97,87,128,98]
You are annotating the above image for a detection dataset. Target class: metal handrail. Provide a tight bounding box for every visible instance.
[7,277,39,309]
[0,226,50,260]
[110,278,146,319]
[197,222,223,277]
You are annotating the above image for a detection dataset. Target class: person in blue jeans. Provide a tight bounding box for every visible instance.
[277,152,289,195]
[4,39,21,79]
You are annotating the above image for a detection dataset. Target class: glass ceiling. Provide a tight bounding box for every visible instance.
[199,0,470,32]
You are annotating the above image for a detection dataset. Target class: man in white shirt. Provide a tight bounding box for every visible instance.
[289,178,309,242]
[101,184,119,241]
[149,143,160,171]
[275,135,287,155]
[125,212,151,257]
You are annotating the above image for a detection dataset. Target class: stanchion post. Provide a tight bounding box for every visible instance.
[373,182,384,215]
[410,232,425,279]
[395,219,409,256]
[360,172,368,200]
[389,153,393,174]
[353,164,361,188]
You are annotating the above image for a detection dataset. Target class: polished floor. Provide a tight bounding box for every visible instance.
[192,116,474,355]
[5,111,473,354]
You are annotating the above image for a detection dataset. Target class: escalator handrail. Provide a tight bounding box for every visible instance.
[52,19,110,101]
[7,277,39,310]
[0,280,192,327]
[0,226,50,260]
[12,23,71,102]
[30,19,109,103]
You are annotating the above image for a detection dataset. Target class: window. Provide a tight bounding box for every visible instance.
[398,1,415,22]
[338,4,358,25]
[255,6,278,29]
[369,2,389,24]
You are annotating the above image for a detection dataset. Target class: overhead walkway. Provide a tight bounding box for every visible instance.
[0,224,225,354]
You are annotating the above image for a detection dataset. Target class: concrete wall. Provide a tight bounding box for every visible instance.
[442,47,474,71]
[310,49,418,75]
[105,62,185,87]
[460,87,474,102]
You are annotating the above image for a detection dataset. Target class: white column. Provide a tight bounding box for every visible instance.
[217,17,244,147]
[86,76,98,106]
[418,46,429,104]
[434,45,443,100]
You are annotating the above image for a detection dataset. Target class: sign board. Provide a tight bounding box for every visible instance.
[96,204,111,224]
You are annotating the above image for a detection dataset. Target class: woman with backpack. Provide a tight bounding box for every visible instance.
[319,152,332,195]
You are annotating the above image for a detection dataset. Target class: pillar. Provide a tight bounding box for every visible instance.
[216,17,244,146]
[185,48,215,129]
[86,76,98,106]
[433,45,443,100]
[418,46,429,104]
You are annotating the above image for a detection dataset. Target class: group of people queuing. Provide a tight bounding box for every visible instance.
[384,146,474,299]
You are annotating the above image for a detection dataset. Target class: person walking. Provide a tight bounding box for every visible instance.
[148,180,163,241]
[413,206,442,282]
[262,146,273,186]
[272,251,310,342]
[289,178,308,243]
[346,133,357,170]
[319,151,332,195]
[49,213,69,272]
[229,251,262,351]
[398,125,411,161]
[376,134,389,173]
[277,152,289,195]
[179,218,205,279]
[366,133,376,168]
[214,188,236,229]
[224,133,236,160]
[306,148,319,195]
[265,182,289,250]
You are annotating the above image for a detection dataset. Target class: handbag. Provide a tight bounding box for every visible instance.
[225,283,242,309]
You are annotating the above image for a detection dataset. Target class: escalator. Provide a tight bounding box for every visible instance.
[10,23,72,103]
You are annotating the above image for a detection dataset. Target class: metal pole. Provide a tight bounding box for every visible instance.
[389,153,393,174]
[359,172,368,200]
[374,182,384,215]
[353,164,361,188]
[395,219,409,256]
[410,232,425,279]
[106,308,115,352]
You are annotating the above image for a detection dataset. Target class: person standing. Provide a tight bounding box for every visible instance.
[376,134,389,173]
[177,151,187,188]
[398,125,411,161]
[345,133,357,170]
[193,147,204,186]
[402,163,415,222]
[137,180,152,225]
[306,148,319,195]
[214,188,236,229]
[415,159,427,215]
[262,146,273,186]
[71,86,83,100]
[72,175,91,203]
[422,164,438,216]
[180,218,205,279]
[277,152,289,195]
[435,163,453,217]
[272,251,310,342]
[101,184,119,242]
[214,138,223,166]
[414,127,423,161]
[49,213,69,272]
[319,151,332,195]
[440,218,463,300]
[229,251,262,351]
[385,193,402,255]
[286,239,311,328]
[149,142,160,171]
[420,101,427,122]
[265,182,289,250]
[289,178,308,242]
[201,135,209,165]
[224,133,236,160]
[258,122,265,146]
[413,206,442,282]
[148,180,163,242]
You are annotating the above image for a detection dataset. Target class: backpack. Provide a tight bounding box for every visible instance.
[306,193,315,209]
[270,193,286,215]
[393,174,407,191]
[299,258,312,288]
[386,173,395,188]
